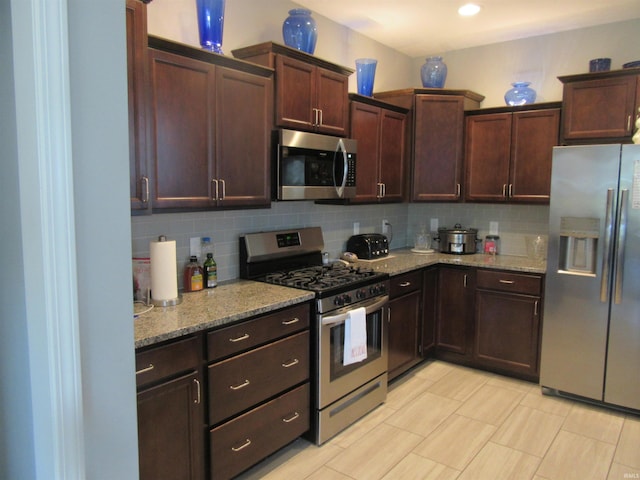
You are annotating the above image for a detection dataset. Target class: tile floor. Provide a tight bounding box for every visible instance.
[237,360,640,480]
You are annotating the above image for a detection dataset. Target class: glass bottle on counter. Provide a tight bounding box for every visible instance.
[204,253,217,288]
[183,255,204,292]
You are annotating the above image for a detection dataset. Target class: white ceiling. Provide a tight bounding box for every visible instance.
[293,0,640,58]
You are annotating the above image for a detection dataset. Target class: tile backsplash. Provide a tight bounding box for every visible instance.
[131,201,548,287]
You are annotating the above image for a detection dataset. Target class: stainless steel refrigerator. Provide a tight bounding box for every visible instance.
[540,144,640,411]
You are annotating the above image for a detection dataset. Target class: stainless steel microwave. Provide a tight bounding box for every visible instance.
[274,129,357,200]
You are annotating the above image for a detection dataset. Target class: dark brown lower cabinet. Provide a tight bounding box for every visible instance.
[421,267,438,356]
[388,271,423,380]
[436,266,475,362]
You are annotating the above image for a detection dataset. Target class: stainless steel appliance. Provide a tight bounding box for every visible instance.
[436,224,480,254]
[540,144,640,412]
[239,227,389,444]
[274,129,357,201]
[346,233,389,260]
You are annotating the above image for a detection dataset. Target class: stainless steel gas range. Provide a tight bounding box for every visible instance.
[240,227,389,444]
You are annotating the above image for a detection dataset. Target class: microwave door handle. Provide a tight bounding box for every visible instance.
[321,296,389,326]
[334,138,347,198]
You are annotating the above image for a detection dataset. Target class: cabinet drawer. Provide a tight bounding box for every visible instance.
[208,331,309,424]
[207,303,310,361]
[390,270,423,298]
[476,269,542,296]
[209,383,309,480]
[136,335,201,388]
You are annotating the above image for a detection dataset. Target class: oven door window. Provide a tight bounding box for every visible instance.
[281,148,338,187]
[329,308,383,381]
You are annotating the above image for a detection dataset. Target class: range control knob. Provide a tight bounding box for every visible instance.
[356,289,367,299]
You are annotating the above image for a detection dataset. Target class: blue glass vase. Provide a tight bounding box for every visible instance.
[196,0,225,54]
[420,56,447,88]
[504,82,537,106]
[282,9,318,54]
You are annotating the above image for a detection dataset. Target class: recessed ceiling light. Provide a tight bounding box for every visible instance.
[458,3,481,16]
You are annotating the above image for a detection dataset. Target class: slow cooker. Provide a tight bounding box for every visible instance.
[436,224,480,254]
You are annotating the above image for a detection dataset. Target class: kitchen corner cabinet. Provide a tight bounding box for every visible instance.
[349,95,408,203]
[126,0,151,213]
[559,68,640,144]
[136,335,205,480]
[388,271,423,380]
[147,36,273,211]
[464,104,560,203]
[232,42,352,136]
[374,89,484,202]
[436,266,475,362]
[207,303,311,480]
[474,269,543,381]
[421,266,438,357]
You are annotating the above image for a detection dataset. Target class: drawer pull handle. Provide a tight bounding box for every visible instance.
[399,281,411,287]
[282,412,300,423]
[229,333,250,343]
[499,280,515,284]
[135,364,154,375]
[282,359,299,368]
[230,379,250,390]
[231,439,251,452]
[281,317,300,325]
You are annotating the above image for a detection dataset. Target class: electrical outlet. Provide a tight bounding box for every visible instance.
[382,219,389,234]
[353,222,360,235]
[430,218,439,232]
[190,237,202,259]
[490,221,499,235]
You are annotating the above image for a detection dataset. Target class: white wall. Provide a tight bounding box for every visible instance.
[422,19,640,107]
[147,0,415,92]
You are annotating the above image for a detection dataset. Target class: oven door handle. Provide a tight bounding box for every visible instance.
[321,296,389,326]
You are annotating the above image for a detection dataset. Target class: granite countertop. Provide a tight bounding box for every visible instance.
[355,248,547,276]
[134,250,545,349]
[134,279,314,349]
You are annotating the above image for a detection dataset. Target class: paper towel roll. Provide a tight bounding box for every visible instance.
[150,238,178,301]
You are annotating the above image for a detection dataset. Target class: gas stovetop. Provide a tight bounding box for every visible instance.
[263,263,382,292]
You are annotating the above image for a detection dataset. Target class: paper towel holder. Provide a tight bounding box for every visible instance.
[150,235,183,307]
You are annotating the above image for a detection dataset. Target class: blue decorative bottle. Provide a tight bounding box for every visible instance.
[196,0,225,54]
[420,56,447,88]
[504,82,537,106]
[282,9,318,54]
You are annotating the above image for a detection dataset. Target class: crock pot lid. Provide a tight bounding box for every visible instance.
[438,223,478,234]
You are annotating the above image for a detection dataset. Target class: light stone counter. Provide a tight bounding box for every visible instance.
[355,248,547,276]
[134,280,314,349]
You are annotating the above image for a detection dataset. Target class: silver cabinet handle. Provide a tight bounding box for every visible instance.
[499,279,515,284]
[456,183,461,198]
[601,188,615,302]
[281,317,299,326]
[141,176,149,203]
[627,114,632,133]
[508,184,513,198]
[463,274,468,288]
[136,364,154,375]
[193,378,201,404]
[614,189,628,304]
[229,333,250,343]
[318,108,323,126]
[502,184,507,197]
[399,281,411,287]
[231,439,251,452]
[534,300,539,316]
[211,178,219,201]
[312,108,319,126]
[219,179,226,200]
[381,183,386,198]
[282,359,299,368]
[230,379,250,390]
[282,412,300,423]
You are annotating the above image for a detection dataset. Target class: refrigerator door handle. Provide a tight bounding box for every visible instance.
[600,188,615,303]
[613,189,629,304]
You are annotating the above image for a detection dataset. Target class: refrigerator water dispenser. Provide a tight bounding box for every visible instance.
[558,217,599,275]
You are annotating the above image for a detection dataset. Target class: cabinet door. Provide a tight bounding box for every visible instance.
[465,113,511,202]
[474,290,541,379]
[509,108,559,203]
[275,55,315,131]
[315,67,349,136]
[413,95,464,201]
[350,102,382,202]
[388,290,421,381]
[437,267,474,357]
[562,76,638,142]
[421,267,438,356]
[138,372,204,480]
[215,67,272,207]
[126,0,150,212]
[379,109,406,202]
[148,49,216,209]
